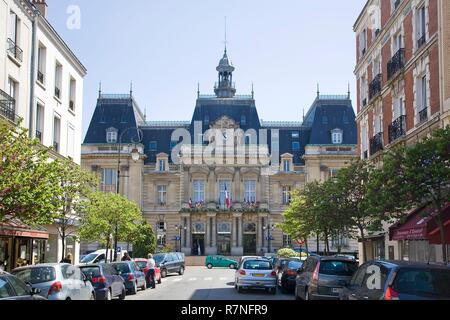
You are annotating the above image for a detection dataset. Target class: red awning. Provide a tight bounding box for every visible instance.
[390,203,450,244]
[0,219,49,240]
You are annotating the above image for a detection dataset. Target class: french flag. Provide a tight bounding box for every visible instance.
[189,198,193,208]
[225,186,230,209]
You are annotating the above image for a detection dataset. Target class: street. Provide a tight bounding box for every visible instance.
[126,267,293,301]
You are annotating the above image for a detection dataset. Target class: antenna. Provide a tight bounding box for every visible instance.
[130,82,133,96]
[98,82,102,98]
[197,82,200,98]
[224,16,228,51]
[317,83,320,98]
[347,82,351,99]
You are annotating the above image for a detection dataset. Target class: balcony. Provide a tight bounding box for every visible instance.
[418,108,428,124]
[369,74,382,100]
[100,184,116,193]
[387,48,405,80]
[36,130,42,143]
[417,35,426,50]
[37,71,45,84]
[0,89,17,123]
[370,132,384,156]
[7,38,23,62]
[54,87,61,99]
[388,115,406,144]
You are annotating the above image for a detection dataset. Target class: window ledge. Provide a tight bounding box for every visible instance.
[7,53,22,67]
[36,80,46,90]
[68,108,76,117]
[54,95,62,104]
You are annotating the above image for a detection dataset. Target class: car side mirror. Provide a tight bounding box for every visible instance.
[27,285,41,296]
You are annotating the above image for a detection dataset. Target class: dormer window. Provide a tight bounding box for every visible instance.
[331,128,343,144]
[156,153,169,172]
[283,160,290,172]
[159,159,166,172]
[241,115,247,125]
[106,128,118,143]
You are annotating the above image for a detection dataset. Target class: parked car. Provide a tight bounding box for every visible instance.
[109,261,146,295]
[295,256,358,300]
[133,258,162,286]
[79,264,126,300]
[278,259,304,293]
[12,263,95,300]
[341,260,450,300]
[205,256,238,269]
[235,257,277,294]
[0,271,46,300]
[80,249,128,264]
[153,252,185,278]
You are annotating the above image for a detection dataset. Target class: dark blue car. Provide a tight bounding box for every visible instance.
[80,264,126,300]
[109,261,146,295]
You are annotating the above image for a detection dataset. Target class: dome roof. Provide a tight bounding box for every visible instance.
[217,49,235,72]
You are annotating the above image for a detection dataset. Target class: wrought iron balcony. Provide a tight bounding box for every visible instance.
[36,130,42,143]
[7,38,23,62]
[54,87,61,99]
[388,115,406,144]
[370,132,384,156]
[387,48,405,80]
[0,89,17,123]
[417,35,426,49]
[369,74,382,100]
[418,108,428,124]
[37,71,45,84]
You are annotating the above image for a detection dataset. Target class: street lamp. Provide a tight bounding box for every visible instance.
[114,127,143,262]
[175,224,187,253]
[263,223,275,254]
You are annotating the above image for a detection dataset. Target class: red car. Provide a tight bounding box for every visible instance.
[133,259,162,286]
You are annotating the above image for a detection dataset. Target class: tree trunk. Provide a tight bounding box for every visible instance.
[359,227,367,263]
[316,234,319,254]
[304,238,309,256]
[433,213,448,264]
[325,233,330,256]
[60,227,66,262]
[105,238,110,263]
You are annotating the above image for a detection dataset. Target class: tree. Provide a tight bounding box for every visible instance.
[130,221,157,258]
[378,127,450,262]
[80,192,143,262]
[277,248,298,258]
[52,158,98,260]
[0,121,61,225]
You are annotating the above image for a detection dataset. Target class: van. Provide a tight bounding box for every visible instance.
[153,252,185,278]
[79,249,128,265]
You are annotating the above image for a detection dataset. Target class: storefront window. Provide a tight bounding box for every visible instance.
[0,238,10,272]
[401,240,410,261]
[32,240,46,265]
[15,238,32,268]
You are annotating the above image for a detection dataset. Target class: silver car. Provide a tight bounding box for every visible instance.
[235,258,277,294]
[12,263,95,300]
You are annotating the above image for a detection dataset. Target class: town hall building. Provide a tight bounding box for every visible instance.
[81,48,358,257]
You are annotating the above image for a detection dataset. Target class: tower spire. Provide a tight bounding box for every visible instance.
[98,82,102,98]
[317,83,320,98]
[347,82,351,99]
[130,82,133,96]
[197,82,200,98]
[224,16,228,52]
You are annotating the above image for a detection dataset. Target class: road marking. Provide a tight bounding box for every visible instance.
[204,277,213,281]
[172,278,182,282]
[219,277,228,281]
[188,278,197,281]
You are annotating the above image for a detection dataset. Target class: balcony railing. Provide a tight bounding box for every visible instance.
[370,132,384,156]
[54,87,61,99]
[387,48,405,80]
[7,38,23,62]
[388,115,406,143]
[69,100,75,111]
[417,35,426,49]
[100,184,116,193]
[37,71,45,84]
[418,108,428,124]
[369,74,382,100]
[0,89,17,123]
[36,130,42,143]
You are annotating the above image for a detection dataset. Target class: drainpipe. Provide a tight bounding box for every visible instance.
[28,11,38,139]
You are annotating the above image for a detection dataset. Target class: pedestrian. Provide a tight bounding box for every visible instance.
[61,253,73,264]
[260,248,265,257]
[146,253,156,289]
[121,252,131,261]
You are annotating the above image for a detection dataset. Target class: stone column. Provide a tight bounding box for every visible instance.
[181,213,191,255]
[231,213,243,256]
[206,213,217,255]
[211,215,217,247]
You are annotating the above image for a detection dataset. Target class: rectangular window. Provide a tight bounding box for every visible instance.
[54,62,62,99]
[37,45,46,84]
[421,75,427,111]
[67,124,75,160]
[53,116,61,152]
[193,180,205,203]
[102,169,117,186]
[329,169,339,179]
[36,104,44,142]
[244,180,256,203]
[159,159,166,172]
[69,77,76,111]
[218,180,231,206]
[157,185,167,205]
[106,131,117,143]
[283,234,292,247]
[9,11,18,43]
[149,141,157,151]
[393,97,404,120]
[394,33,403,52]
[332,132,343,144]
[292,141,300,151]
[283,160,290,172]
[292,131,299,139]
[282,186,291,205]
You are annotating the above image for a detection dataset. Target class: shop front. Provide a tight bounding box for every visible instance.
[390,203,450,263]
[0,220,49,272]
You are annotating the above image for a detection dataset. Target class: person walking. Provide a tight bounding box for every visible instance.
[146,253,156,289]
[61,253,73,264]
[121,252,132,261]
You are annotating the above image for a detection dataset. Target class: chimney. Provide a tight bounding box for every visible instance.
[32,0,48,18]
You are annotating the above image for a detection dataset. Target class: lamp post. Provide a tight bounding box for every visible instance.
[114,127,143,262]
[175,224,187,252]
[263,222,275,254]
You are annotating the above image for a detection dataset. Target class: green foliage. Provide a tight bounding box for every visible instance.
[158,244,175,253]
[131,221,157,258]
[277,248,299,258]
[0,121,61,225]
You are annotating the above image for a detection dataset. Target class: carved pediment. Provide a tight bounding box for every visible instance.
[211,116,239,129]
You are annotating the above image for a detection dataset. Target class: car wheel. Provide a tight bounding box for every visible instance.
[119,287,126,300]
[179,266,185,275]
[229,264,236,269]
[207,263,213,269]
[158,275,162,284]
[130,281,137,295]
[106,289,112,301]
[161,269,167,278]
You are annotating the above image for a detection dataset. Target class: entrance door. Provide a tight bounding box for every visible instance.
[243,234,257,255]
[192,235,205,256]
[217,235,231,256]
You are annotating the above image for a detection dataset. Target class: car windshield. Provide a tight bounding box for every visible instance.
[80,253,98,263]
[153,254,165,264]
[12,267,56,284]
[393,268,450,298]
[243,260,272,270]
[135,261,147,269]
[288,261,303,270]
[111,263,131,274]
[79,267,101,278]
[319,260,358,276]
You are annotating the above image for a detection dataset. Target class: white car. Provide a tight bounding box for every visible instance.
[235,257,277,294]
[80,249,128,264]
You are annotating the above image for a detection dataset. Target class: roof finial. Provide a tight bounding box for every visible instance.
[347,82,351,99]
[197,82,200,98]
[224,16,228,53]
[144,107,147,122]
[317,83,320,98]
[130,82,133,96]
[98,82,102,98]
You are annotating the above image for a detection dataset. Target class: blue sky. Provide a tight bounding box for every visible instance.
[46,0,366,138]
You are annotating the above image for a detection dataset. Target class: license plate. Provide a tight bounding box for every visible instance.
[332,288,342,294]
[253,274,265,277]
